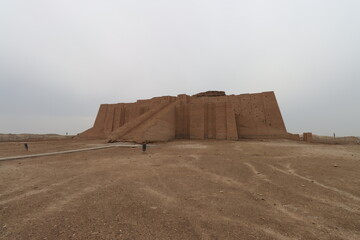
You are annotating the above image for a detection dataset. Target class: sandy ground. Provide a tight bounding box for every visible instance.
[0,139,359,240]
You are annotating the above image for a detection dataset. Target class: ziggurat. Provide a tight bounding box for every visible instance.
[81,91,298,143]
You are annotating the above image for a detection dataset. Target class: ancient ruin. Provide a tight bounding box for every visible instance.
[81,91,299,142]
[303,132,313,142]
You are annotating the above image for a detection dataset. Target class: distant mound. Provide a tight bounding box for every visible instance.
[0,134,72,142]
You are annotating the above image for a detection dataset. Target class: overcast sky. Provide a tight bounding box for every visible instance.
[1,0,359,136]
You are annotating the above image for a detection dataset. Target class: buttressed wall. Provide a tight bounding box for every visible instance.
[80,91,299,143]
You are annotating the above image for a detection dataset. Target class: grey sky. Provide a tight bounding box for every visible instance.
[1,0,359,136]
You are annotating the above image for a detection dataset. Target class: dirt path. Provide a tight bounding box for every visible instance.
[0,139,359,239]
[0,143,140,161]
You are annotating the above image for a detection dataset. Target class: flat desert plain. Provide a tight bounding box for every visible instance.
[0,139,359,240]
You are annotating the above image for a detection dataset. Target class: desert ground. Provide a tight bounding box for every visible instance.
[0,139,359,240]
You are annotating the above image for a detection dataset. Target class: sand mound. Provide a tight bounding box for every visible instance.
[0,133,72,142]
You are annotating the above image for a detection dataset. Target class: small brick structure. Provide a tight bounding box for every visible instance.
[303,132,313,142]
